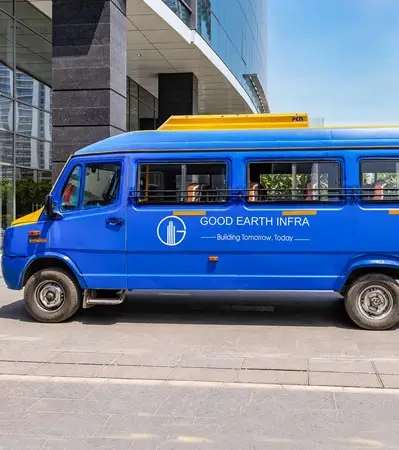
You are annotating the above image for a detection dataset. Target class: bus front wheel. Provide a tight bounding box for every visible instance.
[344,273,399,330]
[24,268,82,323]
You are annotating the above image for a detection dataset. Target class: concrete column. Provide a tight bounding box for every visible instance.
[158,73,198,126]
[52,0,127,180]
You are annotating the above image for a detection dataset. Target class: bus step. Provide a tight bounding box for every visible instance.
[83,289,127,309]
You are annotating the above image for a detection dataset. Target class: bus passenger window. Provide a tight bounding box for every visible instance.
[61,166,81,211]
[136,162,228,204]
[360,159,399,202]
[83,163,121,208]
[247,161,340,203]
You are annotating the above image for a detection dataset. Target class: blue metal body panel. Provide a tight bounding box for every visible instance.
[3,126,399,293]
[75,127,399,155]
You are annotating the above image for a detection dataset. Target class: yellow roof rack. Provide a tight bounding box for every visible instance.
[158,113,309,131]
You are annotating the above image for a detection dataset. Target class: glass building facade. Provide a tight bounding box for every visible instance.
[0,1,159,246]
[164,0,268,112]
[0,0,52,245]
[126,77,158,132]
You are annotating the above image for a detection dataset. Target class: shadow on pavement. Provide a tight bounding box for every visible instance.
[0,291,356,329]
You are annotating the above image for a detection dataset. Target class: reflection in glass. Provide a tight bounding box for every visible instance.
[197,0,211,41]
[128,77,138,98]
[16,0,52,41]
[126,76,157,132]
[195,0,267,112]
[128,95,139,131]
[139,85,155,108]
[16,70,51,111]
[139,101,156,131]
[15,166,52,219]
[15,17,52,87]
[162,0,191,26]
[0,1,14,15]
[0,129,13,164]
[16,101,51,140]
[0,1,53,237]
[15,134,50,170]
[0,95,13,131]
[0,12,14,97]
[0,163,13,241]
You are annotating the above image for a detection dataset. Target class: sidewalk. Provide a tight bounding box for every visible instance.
[1,277,399,390]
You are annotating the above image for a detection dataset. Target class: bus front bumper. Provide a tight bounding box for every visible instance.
[1,255,27,290]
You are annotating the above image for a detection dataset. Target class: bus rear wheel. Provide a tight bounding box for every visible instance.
[344,273,399,330]
[24,268,82,323]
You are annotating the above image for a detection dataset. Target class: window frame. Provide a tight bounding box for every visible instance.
[246,158,343,205]
[81,161,123,210]
[135,159,230,206]
[59,164,82,213]
[359,157,399,204]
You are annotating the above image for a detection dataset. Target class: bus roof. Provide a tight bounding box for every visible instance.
[75,114,399,156]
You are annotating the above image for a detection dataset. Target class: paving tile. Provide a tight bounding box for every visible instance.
[158,439,257,450]
[44,437,138,449]
[309,359,375,374]
[309,372,381,388]
[85,383,171,408]
[243,389,336,413]
[373,360,399,375]
[96,414,191,438]
[179,356,243,369]
[215,412,314,439]
[0,349,59,363]
[0,380,23,397]
[333,391,399,412]
[242,357,308,371]
[155,386,252,418]
[98,365,172,380]
[50,352,120,365]
[0,396,39,420]
[168,367,237,382]
[0,361,41,375]
[29,395,167,416]
[32,363,105,378]
[0,419,19,435]
[114,354,181,367]
[237,369,307,385]
[0,435,46,449]
[11,380,98,399]
[13,412,109,438]
[380,374,399,389]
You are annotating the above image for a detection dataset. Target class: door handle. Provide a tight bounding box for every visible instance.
[106,217,124,226]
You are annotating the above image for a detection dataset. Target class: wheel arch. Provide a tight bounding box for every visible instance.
[338,257,399,296]
[22,255,86,289]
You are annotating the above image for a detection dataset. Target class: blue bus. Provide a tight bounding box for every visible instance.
[2,113,399,330]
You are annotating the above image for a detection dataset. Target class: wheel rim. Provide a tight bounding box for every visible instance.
[357,285,394,321]
[34,280,65,313]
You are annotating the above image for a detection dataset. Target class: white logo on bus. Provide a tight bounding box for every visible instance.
[157,216,187,246]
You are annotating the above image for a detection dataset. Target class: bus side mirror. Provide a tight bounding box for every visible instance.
[45,194,62,219]
[45,194,53,217]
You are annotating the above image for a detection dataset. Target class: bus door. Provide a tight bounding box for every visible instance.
[126,155,233,290]
[48,156,127,289]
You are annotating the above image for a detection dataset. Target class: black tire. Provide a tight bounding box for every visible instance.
[24,268,82,323]
[344,273,399,330]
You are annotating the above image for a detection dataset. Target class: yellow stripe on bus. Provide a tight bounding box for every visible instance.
[281,210,317,216]
[389,210,399,215]
[11,207,44,227]
[173,210,207,216]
